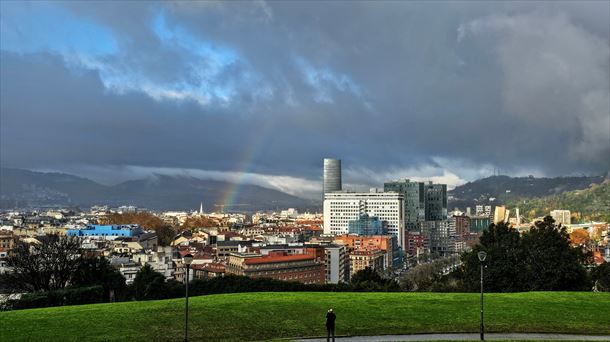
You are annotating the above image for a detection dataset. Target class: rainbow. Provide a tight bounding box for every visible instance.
[219,122,273,212]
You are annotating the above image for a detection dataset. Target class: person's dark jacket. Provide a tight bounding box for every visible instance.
[326,312,336,328]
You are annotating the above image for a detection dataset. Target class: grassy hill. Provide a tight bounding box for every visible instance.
[506,180,610,222]
[1,292,608,341]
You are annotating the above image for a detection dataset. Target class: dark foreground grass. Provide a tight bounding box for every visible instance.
[1,292,608,341]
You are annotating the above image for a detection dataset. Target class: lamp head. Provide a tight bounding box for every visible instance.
[183,253,194,265]
[477,251,487,262]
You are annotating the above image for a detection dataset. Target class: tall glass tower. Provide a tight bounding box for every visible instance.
[323,158,342,193]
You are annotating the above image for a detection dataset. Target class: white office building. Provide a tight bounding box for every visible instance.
[323,191,405,247]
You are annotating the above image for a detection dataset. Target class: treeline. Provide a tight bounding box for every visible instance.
[400,217,610,292]
[3,265,399,310]
[103,212,220,246]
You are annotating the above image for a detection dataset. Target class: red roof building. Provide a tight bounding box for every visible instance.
[226,250,325,284]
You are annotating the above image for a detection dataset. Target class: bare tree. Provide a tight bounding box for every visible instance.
[1,234,83,292]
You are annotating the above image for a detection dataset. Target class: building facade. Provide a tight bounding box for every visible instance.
[550,210,571,226]
[384,179,425,232]
[349,249,385,276]
[421,220,456,257]
[324,191,405,247]
[226,251,325,284]
[67,224,143,240]
[347,214,386,236]
[323,158,342,194]
[424,182,447,221]
[324,245,349,284]
[334,234,399,268]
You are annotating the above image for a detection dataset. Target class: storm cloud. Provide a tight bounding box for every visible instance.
[1,1,609,198]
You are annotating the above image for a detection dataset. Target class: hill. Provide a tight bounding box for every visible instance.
[505,180,610,222]
[448,175,607,209]
[0,292,608,341]
[0,168,317,211]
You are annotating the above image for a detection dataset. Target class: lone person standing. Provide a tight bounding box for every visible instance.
[326,308,336,342]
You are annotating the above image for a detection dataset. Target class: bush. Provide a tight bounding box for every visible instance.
[6,285,105,310]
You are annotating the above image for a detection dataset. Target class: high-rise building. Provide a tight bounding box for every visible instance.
[424,182,447,221]
[421,219,456,257]
[324,245,349,284]
[493,206,509,224]
[323,158,342,193]
[384,179,425,232]
[323,191,405,247]
[550,210,571,226]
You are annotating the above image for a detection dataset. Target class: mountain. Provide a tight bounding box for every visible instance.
[448,174,607,209]
[505,180,610,222]
[0,168,318,211]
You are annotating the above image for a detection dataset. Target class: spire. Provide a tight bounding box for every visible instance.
[199,202,203,215]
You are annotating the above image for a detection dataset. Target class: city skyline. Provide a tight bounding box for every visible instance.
[1,1,609,200]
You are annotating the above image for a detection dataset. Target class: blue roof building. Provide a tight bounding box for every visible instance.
[67,224,143,239]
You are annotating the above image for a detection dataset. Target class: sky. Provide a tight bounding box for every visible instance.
[1,1,609,199]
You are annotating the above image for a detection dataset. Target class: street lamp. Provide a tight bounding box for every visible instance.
[477,251,487,341]
[183,253,194,342]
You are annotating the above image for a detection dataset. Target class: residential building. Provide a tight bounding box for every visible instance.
[349,249,385,276]
[226,251,325,284]
[0,231,14,250]
[324,245,349,284]
[334,234,399,268]
[454,214,471,236]
[405,231,427,258]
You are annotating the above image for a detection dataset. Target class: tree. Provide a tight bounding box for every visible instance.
[591,262,610,292]
[350,267,384,285]
[401,263,441,291]
[72,256,126,301]
[181,216,219,230]
[132,264,168,300]
[105,212,176,246]
[521,216,591,291]
[460,222,524,292]
[350,267,399,291]
[1,234,83,292]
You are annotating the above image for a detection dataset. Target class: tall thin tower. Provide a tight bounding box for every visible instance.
[323,158,342,194]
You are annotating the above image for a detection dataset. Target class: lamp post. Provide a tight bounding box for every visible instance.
[477,251,487,341]
[183,254,194,342]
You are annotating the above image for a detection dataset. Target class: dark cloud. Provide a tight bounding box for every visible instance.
[1,1,609,196]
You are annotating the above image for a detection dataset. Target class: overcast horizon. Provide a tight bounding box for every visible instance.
[1,1,609,199]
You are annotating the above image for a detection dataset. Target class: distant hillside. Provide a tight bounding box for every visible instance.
[448,175,606,209]
[0,168,317,211]
[505,180,610,222]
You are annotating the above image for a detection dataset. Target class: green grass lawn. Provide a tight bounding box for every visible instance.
[1,292,608,341]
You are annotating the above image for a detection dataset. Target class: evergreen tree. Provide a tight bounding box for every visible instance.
[521,216,591,291]
[460,222,524,292]
[132,264,168,300]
